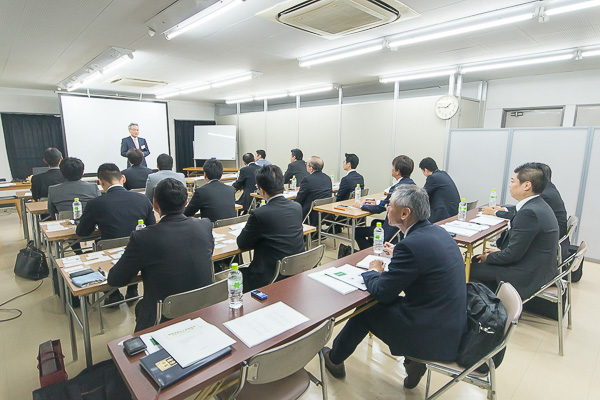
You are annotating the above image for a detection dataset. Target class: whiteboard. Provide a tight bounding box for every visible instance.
[193,125,236,160]
[59,95,169,172]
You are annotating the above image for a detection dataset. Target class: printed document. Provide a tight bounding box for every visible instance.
[308,268,358,294]
[324,264,368,290]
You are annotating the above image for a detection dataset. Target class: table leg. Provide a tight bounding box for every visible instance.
[54,241,66,313]
[350,219,356,254]
[81,294,93,368]
[67,294,78,361]
[21,198,29,240]
[33,214,41,248]
[464,244,473,282]
[318,212,322,246]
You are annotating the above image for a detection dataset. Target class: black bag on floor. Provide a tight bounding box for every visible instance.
[457,283,508,373]
[32,359,131,400]
[15,240,49,280]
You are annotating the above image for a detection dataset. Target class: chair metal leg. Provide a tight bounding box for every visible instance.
[488,359,496,400]
[318,350,329,400]
[567,279,573,330]
[557,283,564,356]
[98,294,105,334]
[425,369,431,399]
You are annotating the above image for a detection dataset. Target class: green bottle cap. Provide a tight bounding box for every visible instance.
[138,219,144,224]
[231,263,239,270]
[376,222,382,227]
[74,198,79,202]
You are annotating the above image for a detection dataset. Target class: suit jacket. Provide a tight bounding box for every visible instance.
[31,168,65,200]
[336,170,365,201]
[283,160,308,184]
[232,163,260,212]
[423,170,461,223]
[122,165,153,190]
[483,196,559,298]
[120,136,150,167]
[76,185,156,240]
[237,196,305,287]
[47,180,100,219]
[108,214,214,332]
[295,171,332,225]
[145,170,186,200]
[361,220,466,361]
[184,179,237,222]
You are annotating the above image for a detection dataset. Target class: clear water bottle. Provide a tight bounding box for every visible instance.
[260,200,266,207]
[72,198,82,220]
[329,172,335,181]
[354,184,361,202]
[290,175,297,191]
[136,219,146,230]
[458,198,467,221]
[228,263,243,309]
[373,222,384,255]
[489,188,497,207]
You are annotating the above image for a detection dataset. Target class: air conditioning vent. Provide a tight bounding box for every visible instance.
[109,77,169,88]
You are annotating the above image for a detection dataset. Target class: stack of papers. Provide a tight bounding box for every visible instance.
[356,254,391,271]
[62,255,82,268]
[308,268,357,294]
[41,221,70,232]
[472,214,507,226]
[228,222,246,230]
[324,264,368,290]
[442,220,490,237]
[229,229,243,237]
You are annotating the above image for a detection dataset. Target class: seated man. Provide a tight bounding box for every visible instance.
[77,163,156,304]
[283,148,308,184]
[232,153,260,213]
[122,149,152,190]
[254,149,271,167]
[145,154,185,200]
[184,158,237,222]
[354,155,415,249]
[295,156,332,225]
[237,165,305,291]
[471,162,559,299]
[47,157,100,219]
[31,147,65,200]
[336,153,364,201]
[419,157,460,223]
[323,185,466,390]
[108,178,214,332]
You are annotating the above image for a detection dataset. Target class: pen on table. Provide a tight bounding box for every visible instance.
[97,267,106,277]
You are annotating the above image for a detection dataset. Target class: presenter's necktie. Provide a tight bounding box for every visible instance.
[133,137,139,149]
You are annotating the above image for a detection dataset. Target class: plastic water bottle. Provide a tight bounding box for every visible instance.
[489,189,497,207]
[72,198,82,220]
[458,198,467,221]
[329,172,335,182]
[228,263,243,309]
[373,222,384,255]
[260,200,266,207]
[354,184,361,202]
[136,219,146,230]
[290,175,297,191]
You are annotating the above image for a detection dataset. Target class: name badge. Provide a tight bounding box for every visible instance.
[141,145,146,150]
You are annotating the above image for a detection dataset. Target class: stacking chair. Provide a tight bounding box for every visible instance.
[304,196,335,247]
[154,280,228,325]
[216,318,334,400]
[268,245,325,285]
[410,282,522,400]
[57,210,73,220]
[522,241,587,356]
[466,200,478,211]
[95,236,129,251]
[213,214,250,228]
[558,215,578,264]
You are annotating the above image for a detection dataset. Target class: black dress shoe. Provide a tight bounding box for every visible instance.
[323,347,346,379]
[125,288,139,300]
[403,359,427,389]
[104,291,124,307]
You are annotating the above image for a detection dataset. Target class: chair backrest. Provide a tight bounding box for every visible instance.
[245,319,334,385]
[159,280,228,321]
[495,282,523,335]
[560,215,579,245]
[362,188,369,196]
[304,196,335,224]
[96,236,130,251]
[466,200,479,211]
[272,245,325,283]
[214,269,229,282]
[57,210,73,220]
[568,241,587,274]
[213,213,249,228]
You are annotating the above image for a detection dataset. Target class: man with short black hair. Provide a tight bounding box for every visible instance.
[184,159,236,222]
[109,178,214,332]
[419,157,461,223]
[295,156,332,225]
[122,149,152,190]
[283,148,308,184]
[47,157,100,218]
[145,154,185,200]
[255,149,271,167]
[120,123,150,167]
[336,153,364,201]
[237,165,305,291]
[31,147,65,200]
[233,152,260,212]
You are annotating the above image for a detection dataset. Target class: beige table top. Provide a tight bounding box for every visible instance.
[0,182,30,191]
[25,201,49,214]
[313,191,386,218]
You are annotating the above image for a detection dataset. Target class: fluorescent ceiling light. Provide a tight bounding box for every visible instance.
[388,13,533,48]
[63,50,134,92]
[380,69,457,83]
[254,92,288,101]
[581,49,600,57]
[298,39,386,68]
[289,84,335,96]
[461,53,573,73]
[225,97,254,104]
[179,84,211,95]
[164,0,243,40]
[155,90,181,100]
[211,72,256,88]
[101,54,133,75]
[546,0,600,16]
[156,71,259,99]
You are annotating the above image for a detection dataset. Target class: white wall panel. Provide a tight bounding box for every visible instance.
[266,108,298,170]
[298,105,338,179]
[238,112,265,161]
[578,128,600,259]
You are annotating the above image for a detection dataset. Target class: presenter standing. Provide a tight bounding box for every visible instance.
[121,123,150,167]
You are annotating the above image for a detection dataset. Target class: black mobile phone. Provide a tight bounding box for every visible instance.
[251,289,268,301]
[449,232,457,237]
[123,337,146,356]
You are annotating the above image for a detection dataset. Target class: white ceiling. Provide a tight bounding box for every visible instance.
[1,0,599,103]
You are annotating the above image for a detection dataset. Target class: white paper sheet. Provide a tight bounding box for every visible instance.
[84,256,112,265]
[228,222,247,230]
[0,183,16,187]
[46,226,70,232]
[446,220,489,232]
[229,229,243,237]
[140,333,162,355]
[324,264,368,290]
[308,268,358,294]
[214,243,226,249]
[441,225,478,237]
[471,215,507,226]
[85,252,105,259]
[111,254,122,260]
[63,265,86,273]
[356,255,391,270]
[282,192,296,199]
[107,248,125,253]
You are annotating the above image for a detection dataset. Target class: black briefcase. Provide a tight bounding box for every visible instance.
[14,241,49,280]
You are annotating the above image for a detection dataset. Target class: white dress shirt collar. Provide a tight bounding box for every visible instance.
[516,194,539,212]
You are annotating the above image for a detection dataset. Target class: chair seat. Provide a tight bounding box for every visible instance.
[426,360,489,378]
[217,369,311,400]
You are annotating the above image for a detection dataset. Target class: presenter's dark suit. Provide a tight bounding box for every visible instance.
[122,165,153,190]
[108,214,214,332]
[423,170,461,223]
[232,163,260,212]
[76,185,156,240]
[355,177,415,249]
[283,160,308,184]
[295,171,332,225]
[184,179,237,223]
[336,170,364,201]
[120,136,150,167]
[31,168,65,200]
[237,195,305,291]
[471,196,559,299]
[329,221,467,364]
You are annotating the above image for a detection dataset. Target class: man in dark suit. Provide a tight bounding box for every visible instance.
[323,185,466,390]
[283,148,308,184]
[31,148,65,200]
[77,163,156,303]
[237,165,305,291]
[47,157,100,218]
[354,155,415,249]
[336,153,364,201]
[295,156,332,225]
[108,178,214,332]
[471,162,559,299]
[121,149,152,190]
[232,153,260,213]
[120,123,150,167]
[419,157,461,223]
[184,159,236,222]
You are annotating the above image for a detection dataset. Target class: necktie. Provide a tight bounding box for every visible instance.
[133,137,139,149]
